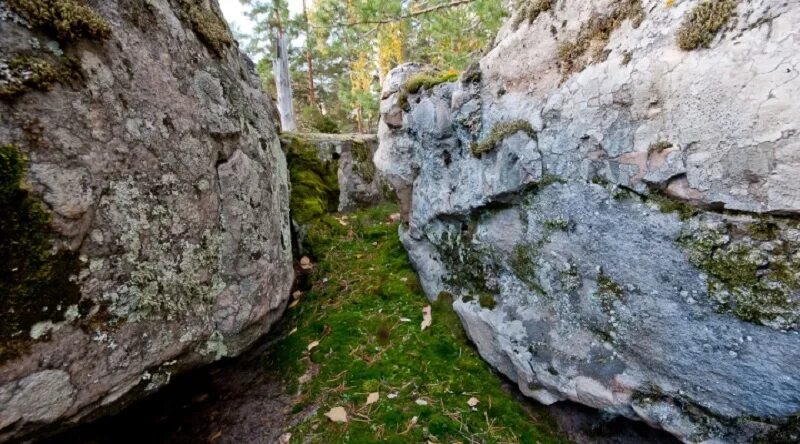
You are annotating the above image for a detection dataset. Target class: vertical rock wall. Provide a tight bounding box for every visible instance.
[0,0,293,440]
[376,1,800,442]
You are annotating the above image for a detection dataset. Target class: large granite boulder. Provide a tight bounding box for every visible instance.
[0,0,292,440]
[376,0,800,442]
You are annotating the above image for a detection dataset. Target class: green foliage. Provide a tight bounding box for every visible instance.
[178,0,233,56]
[237,0,505,132]
[471,120,536,157]
[300,105,341,134]
[0,144,81,363]
[7,0,111,41]
[284,135,340,225]
[677,0,737,50]
[264,204,568,443]
[558,0,644,76]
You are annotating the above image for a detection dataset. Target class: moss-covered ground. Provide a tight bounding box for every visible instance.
[267,204,570,443]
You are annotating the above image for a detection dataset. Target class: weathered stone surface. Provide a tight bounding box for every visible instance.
[377,1,800,442]
[0,0,292,440]
[281,132,386,213]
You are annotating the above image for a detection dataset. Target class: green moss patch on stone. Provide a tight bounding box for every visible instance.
[558,0,644,76]
[351,140,376,183]
[398,70,459,110]
[7,0,111,41]
[649,192,697,221]
[0,56,75,100]
[177,0,233,56]
[470,119,536,157]
[284,134,340,226]
[0,144,82,363]
[478,293,497,310]
[264,204,569,442]
[679,220,800,329]
[676,0,737,51]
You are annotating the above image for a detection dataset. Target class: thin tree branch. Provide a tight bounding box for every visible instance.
[342,0,476,27]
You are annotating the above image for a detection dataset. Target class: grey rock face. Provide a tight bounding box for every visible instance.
[281,132,387,213]
[0,0,292,440]
[376,1,800,442]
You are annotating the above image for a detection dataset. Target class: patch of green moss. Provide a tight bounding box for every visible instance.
[511,244,546,294]
[649,192,697,221]
[597,272,623,298]
[478,293,497,310]
[679,223,800,328]
[558,0,644,76]
[648,141,673,155]
[0,56,75,100]
[351,140,376,183]
[261,204,568,442]
[676,0,737,51]
[7,0,111,41]
[512,0,553,29]
[398,70,459,110]
[284,135,340,226]
[0,144,82,364]
[178,0,233,56]
[470,119,536,157]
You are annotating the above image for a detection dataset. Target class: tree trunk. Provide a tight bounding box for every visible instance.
[273,33,296,132]
[273,9,296,132]
[302,0,317,108]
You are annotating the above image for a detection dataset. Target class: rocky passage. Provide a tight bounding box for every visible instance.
[376,0,800,442]
[41,204,680,444]
[0,0,292,440]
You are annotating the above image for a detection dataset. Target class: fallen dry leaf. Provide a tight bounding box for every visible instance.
[292,290,303,300]
[307,340,319,351]
[421,305,432,331]
[366,392,380,405]
[289,299,299,308]
[325,406,348,423]
[388,213,401,223]
[467,397,479,407]
[415,398,428,406]
[278,433,291,444]
[288,327,298,335]
[387,392,398,399]
[300,256,313,270]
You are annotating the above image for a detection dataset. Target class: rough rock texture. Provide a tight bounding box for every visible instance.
[280,132,385,213]
[376,1,800,442]
[0,0,293,441]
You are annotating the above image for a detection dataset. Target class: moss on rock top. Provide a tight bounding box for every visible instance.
[178,0,234,56]
[7,0,111,41]
[677,0,737,50]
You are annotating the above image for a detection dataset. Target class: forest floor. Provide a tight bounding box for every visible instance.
[45,204,678,444]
